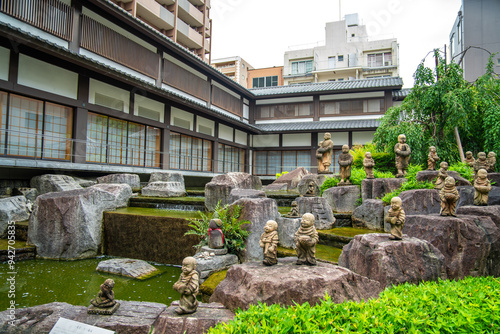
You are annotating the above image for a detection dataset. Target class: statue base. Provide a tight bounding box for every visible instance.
[318,171,333,174]
[200,246,228,255]
[87,302,120,315]
[337,181,352,186]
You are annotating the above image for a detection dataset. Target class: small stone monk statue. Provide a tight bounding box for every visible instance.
[316,133,334,174]
[88,279,119,314]
[474,169,492,206]
[260,220,279,266]
[439,176,460,216]
[427,146,440,170]
[208,219,224,249]
[394,134,411,178]
[338,145,353,185]
[487,152,496,172]
[295,213,319,266]
[385,197,405,240]
[173,257,199,315]
[287,201,300,218]
[465,151,475,167]
[474,152,489,178]
[434,161,449,190]
[363,152,375,179]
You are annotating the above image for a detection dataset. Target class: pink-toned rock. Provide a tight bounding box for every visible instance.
[205,173,262,211]
[361,178,405,201]
[270,167,310,190]
[209,257,382,312]
[398,189,440,215]
[338,233,446,288]
[416,170,471,186]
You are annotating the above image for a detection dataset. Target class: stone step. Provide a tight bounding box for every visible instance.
[318,227,379,249]
[129,196,206,211]
[0,239,36,261]
[277,244,342,264]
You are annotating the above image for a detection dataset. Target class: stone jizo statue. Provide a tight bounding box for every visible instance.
[473,152,489,177]
[304,181,317,197]
[427,146,440,170]
[487,152,496,172]
[385,197,405,240]
[394,134,411,178]
[474,169,491,206]
[173,257,199,315]
[316,133,334,174]
[88,278,119,314]
[465,151,475,167]
[434,161,449,190]
[260,220,279,266]
[208,219,224,249]
[439,176,459,217]
[295,213,319,266]
[363,152,375,179]
[287,201,300,218]
[338,145,353,185]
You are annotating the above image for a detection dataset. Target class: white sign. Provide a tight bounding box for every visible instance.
[49,318,115,334]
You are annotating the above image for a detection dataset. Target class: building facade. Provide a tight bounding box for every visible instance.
[210,56,254,88]
[284,14,399,85]
[0,0,405,182]
[449,0,500,82]
[247,66,284,89]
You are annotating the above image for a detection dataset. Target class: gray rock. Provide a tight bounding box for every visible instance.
[229,189,266,203]
[149,171,185,185]
[277,217,301,248]
[416,170,471,186]
[205,173,262,211]
[456,186,500,207]
[151,302,234,334]
[28,184,132,259]
[141,181,186,197]
[271,167,311,190]
[296,197,335,229]
[352,199,385,230]
[339,233,446,288]
[0,301,166,334]
[96,258,159,279]
[195,253,239,280]
[362,178,405,201]
[398,189,441,215]
[403,214,499,279]
[322,185,361,213]
[13,187,38,202]
[263,183,288,191]
[231,198,280,262]
[71,176,97,188]
[97,173,141,191]
[209,257,383,312]
[0,196,31,234]
[488,173,500,186]
[30,174,82,195]
[297,176,320,197]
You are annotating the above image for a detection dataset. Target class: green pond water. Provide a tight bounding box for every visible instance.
[0,257,182,311]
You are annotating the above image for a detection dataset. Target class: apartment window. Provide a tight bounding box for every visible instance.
[0,91,73,160]
[291,60,313,75]
[328,57,336,69]
[367,52,392,67]
[217,143,245,173]
[320,98,385,115]
[169,132,212,172]
[338,55,344,62]
[252,76,279,88]
[338,78,344,81]
[255,102,313,120]
[253,150,310,175]
[497,58,500,65]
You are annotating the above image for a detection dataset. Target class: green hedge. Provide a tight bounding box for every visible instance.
[209,277,500,334]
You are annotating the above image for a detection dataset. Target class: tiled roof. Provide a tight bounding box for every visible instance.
[253,119,381,132]
[250,77,404,96]
[392,88,412,99]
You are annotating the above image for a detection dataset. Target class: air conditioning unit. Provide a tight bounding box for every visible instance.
[384,61,392,66]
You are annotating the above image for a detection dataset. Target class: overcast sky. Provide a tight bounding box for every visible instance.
[210,0,462,88]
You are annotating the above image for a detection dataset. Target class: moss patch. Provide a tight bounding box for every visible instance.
[278,245,342,264]
[0,239,33,250]
[200,270,228,296]
[320,227,377,238]
[278,207,291,215]
[109,207,202,219]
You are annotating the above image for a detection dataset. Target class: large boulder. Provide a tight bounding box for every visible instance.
[398,189,440,215]
[339,233,446,288]
[194,253,239,281]
[229,189,266,203]
[352,199,385,230]
[403,214,499,278]
[141,181,186,197]
[96,258,160,279]
[322,185,360,213]
[97,173,141,191]
[149,171,185,185]
[456,186,500,207]
[276,217,301,248]
[0,196,31,234]
[361,178,405,201]
[30,174,82,195]
[231,198,280,262]
[416,170,471,186]
[488,173,500,186]
[295,197,335,229]
[205,173,262,211]
[28,184,132,259]
[269,167,310,190]
[209,257,382,312]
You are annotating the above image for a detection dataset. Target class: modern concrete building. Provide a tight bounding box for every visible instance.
[211,56,254,88]
[449,0,500,82]
[248,66,284,89]
[110,0,212,62]
[284,14,399,85]
[0,0,406,183]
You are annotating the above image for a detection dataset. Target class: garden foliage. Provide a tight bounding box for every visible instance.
[351,144,395,174]
[381,164,434,204]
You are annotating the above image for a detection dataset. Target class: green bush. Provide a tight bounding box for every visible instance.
[208,277,500,334]
[320,176,340,195]
[276,171,289,179]
[381,164,434,204]
[350,143,395,175]
[449,161,474,183]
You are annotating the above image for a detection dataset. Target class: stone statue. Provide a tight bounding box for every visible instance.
[487,152,496,172]
[287,201,300,218]
[384,197,405,240]
[208,219,224,249]
[427,146,440,170]
[88,279,119,314]
[474,169,492,206]
[338,145,353,185]
[434,161,449,190]
[363,152,375,179]
[294,213,319,266]
[316,133,334,174]
[439,176,459,217]
[304,181,317,197]
[394,134,411,178]
[465,151,475,167]
[173,257,199,315]
[259,220,279,266]
[473,152,489,178]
